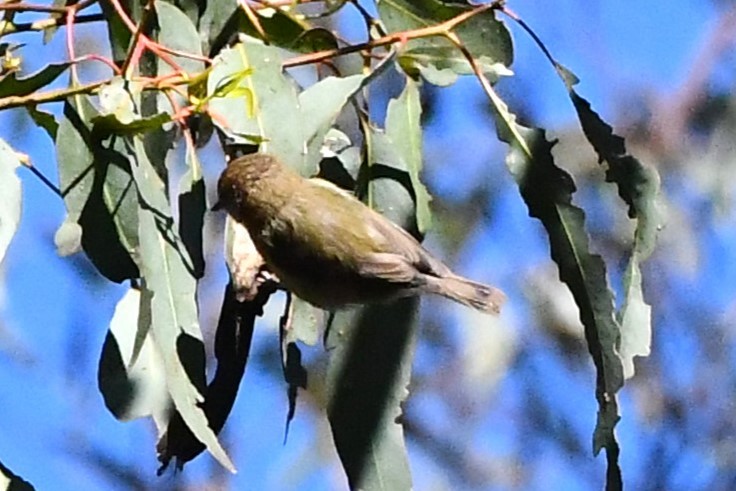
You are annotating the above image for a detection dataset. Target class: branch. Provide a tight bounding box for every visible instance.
[0,12,102,35]
[282,1,501,68]
[0,80,105,110]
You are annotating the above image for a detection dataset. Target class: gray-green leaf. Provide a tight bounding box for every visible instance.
[129,138,235,472]
[0,139,22,266]
[378,0,512,84]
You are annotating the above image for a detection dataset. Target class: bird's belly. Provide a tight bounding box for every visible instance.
[259,247,406,309]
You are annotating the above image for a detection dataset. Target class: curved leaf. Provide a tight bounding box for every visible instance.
[159,282,263,467]
[489,90,623,487]
[99,287,170,430]
[155,1,205,77]
[570,92,662,379]
[324,105,422,490]
[128,138,234,472]
[326,299,418,491]
[55,98,140,281]
[0,62,69,98]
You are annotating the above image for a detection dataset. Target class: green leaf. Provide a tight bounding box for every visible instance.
[385,77,431,234]
[285,298,324,347]
[98,287,170,428]
[155,1,206,77]
[377,0,513,83]
[326,300,418,491]
[488,91,623,485]
[199,0,237,56]
[178,146,206,279]
[92,113,171,136]
[0,62,70,98]
[0,139,22,266]
[128,137,235,473]
[207,39,303,163]
[42,0,68,44]
[26,105,58,140]
[171,0,205,28]
[207,7,310,58]
[297,73,369,174]
[99,0,138,63]
[55,99,140,281]
[159,281,262,467]
[209,38,386,175]
[570,92,662,379]
[323,115,422,490]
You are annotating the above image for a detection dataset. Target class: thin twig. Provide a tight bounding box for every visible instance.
[23,161,63,197]
[0,13,102,35]
[0,3,71,14]
[283,1,499,68]
[0,80,105,110]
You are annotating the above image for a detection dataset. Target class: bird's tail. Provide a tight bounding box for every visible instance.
[425,274,506,314]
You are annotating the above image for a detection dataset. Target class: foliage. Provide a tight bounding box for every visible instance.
[0,0,662,489]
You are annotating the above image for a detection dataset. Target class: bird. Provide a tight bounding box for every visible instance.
[215,153,505,313]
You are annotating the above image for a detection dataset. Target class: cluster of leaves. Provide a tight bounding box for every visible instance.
[0,0,661,488]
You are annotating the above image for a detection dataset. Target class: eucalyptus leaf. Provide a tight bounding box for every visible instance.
[0,139,22,266]
[570,93,662,379]
[378,0,512,83]
[26,105,58,140]
[99,287,170,430]
[326,300,418,491]
[209,38,385,175]
[178,146,206,279]
[385,78,432,234]
[155,1,205,77]
[207,7,311,58]
[0,62,69,98]
[207,39,303,163]
[158,282,263,468]
[129,137,234,472]
[324,113,421,490]
[489,91,623,487]
[55,99,140,281]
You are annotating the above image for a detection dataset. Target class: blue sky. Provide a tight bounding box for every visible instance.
[1,1,732,489]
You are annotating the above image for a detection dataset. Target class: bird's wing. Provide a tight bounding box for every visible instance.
[364,209,453,277]
[308,176,452,278]
[355,252,418,283]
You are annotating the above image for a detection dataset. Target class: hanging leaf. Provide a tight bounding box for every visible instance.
[488,90,623,488]
[324,107,422,490]
[385,78,432,234]
[26,105,58,140]
[127,137,234,472]
[570,93,662,379]
[326,299,418,491]
[178,145,206,279]
[0,139,22,266]
[160,282,267,466]
[155,1,205,77]
[54,98,140,281]
[98,287,170,431]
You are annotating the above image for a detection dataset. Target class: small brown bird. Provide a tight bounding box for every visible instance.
[216,153,505,313]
